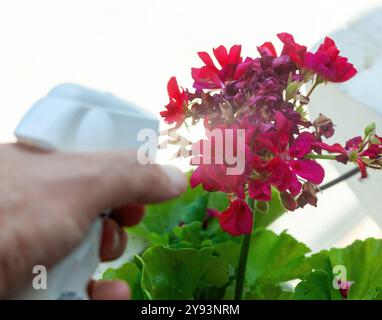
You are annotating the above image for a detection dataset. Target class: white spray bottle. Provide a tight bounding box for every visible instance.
[13,83,158,299]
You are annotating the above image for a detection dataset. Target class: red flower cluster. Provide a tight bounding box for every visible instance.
[160,33,381,236]
[277,33,357,83]
[318,129,382,179]
[191,45,252,90]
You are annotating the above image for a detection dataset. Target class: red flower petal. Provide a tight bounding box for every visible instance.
[219,199,253,236]
[290,160,325,184]
[277,32,307,67]
[228,44,242,65]
[191,66,224,89]
[315,142,347,155]
[289,132,316,158]
[257,42,277,57]
[233,57,253,79]
[248,179,272,201]
[197,51,218,71]
[356,159,368,179]
[318,37,339,60]
[305,37,357,83]
[345,136,362,151]
[213,45,229,68]
[167,76,182,102]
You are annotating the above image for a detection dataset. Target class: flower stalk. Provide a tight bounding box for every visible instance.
[234,232,252,300]
[305,153,337,160]
[234,198,254,300]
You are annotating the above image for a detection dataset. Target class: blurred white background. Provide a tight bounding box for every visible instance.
[0,0,381,252]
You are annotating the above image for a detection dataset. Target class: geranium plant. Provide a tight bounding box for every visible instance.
[104,33,382,300]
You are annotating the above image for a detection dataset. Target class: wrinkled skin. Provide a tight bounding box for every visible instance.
[0,143,187,299]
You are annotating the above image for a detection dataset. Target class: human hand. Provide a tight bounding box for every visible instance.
[0,143,187,299]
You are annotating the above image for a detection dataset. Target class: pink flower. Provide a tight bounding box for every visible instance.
[191,45,251,89]
[160,77,188,127]
[267,157,303,195]
[263,113,325,185]
[315,135,382,178]
[247,115,325,204]
[248,153,324,204]
[190,163,248,199]
[158,33,381,237]
[277,33,307,67]
[304,37,357,83]
[190,125,252,199]
[219,199,253,236]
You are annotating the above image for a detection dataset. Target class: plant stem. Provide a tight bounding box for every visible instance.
[234,199,254,300]
[306,80,320,98]
[319,167,359,191]
[234,232,252,300]
[305,153,337,160]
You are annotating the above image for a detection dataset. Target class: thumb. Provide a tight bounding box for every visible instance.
[72,150,188,213]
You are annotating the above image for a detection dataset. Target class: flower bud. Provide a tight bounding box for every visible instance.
[280,192,298,211]
[364,122,376,136]
[313,113,334,138]
[297,182,318,208]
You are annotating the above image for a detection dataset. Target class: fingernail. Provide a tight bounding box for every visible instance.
[100,219,127,261]
[162,165,187,193]
[111,227,121,253]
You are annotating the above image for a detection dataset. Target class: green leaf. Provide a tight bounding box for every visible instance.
[102,262,144,300]
[171,221,202,247]
[253,189,286,230]
[147,233,169,246]
[195,286,227,300]
[293,238,382,300]
[373,287,382,300]
[293,270,340,300]
[181,194,209,224]
[245,282,294,300]
[140,246,229,299]
[208,191,229,211]
[326,238,382,299]
[103,262,138,283]
[289,250,332,282]
[246,230,311,286]
[214,241,241,269]
[200,255,230,288]
[133,180,205,236]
